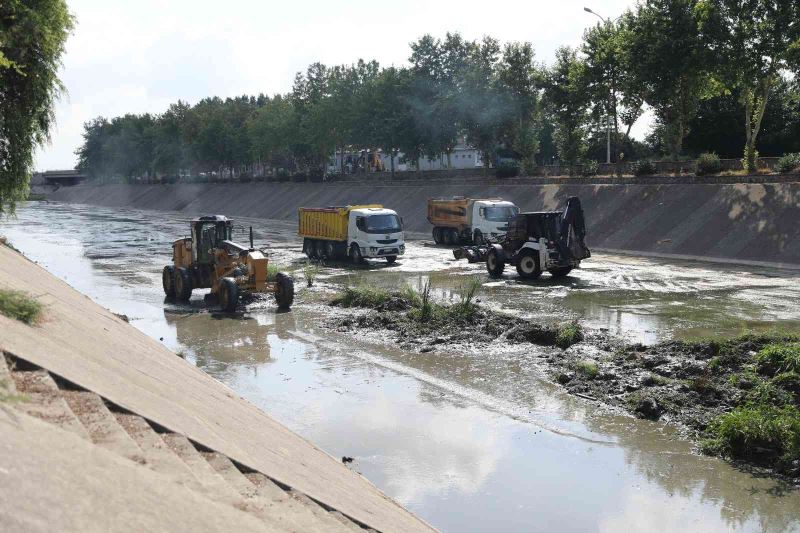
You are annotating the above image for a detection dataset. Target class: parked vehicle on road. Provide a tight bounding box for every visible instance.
[298,204,405,264]
[486,197,590,279]
[428,197,519,245]
[163,215,294,312]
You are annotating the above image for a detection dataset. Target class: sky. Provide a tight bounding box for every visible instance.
[36,0,642,170]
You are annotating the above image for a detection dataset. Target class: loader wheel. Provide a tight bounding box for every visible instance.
[385,255,397,264]
[486,249,505,278]
[473,230,485,245]
[274,272,295,310]
[516,250,542,280]
[549,267,573,278]
[174,267,193,301]
[219,277,239,313]
[349,244,364,264]
[162,266,176,297]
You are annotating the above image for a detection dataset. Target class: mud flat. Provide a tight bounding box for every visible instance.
[46,177,800,266]
[328,285,800,482]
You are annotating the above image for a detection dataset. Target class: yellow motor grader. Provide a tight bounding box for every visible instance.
[162,215,294,312]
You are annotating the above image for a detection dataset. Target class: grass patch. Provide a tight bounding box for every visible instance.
[331,285,393,308]
[702,404,800,473]
[755,343,800,376]
[556,322,584,349]
[575,360,599,379]
[267,263,279,282]
[0,289,43,325]
[302,260,320,287]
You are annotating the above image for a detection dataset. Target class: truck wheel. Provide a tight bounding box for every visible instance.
[174,267,193,301]
[516,250,542,280]
[473,230,485,245]
[162,266,176,297]
[433,228,442,245]
[549,267,573,278]
[274,272,295,310]
[449,229,460,245]
[302,239,314,258]
[324,241,336,259]
[385,255,397,264]
[486,250,505,278]
[349,244,364,264]
[315,240,327,259]
[443,229,453,245]
[219,278,239,312]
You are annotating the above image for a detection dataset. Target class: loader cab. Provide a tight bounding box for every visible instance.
[192,215,233,264]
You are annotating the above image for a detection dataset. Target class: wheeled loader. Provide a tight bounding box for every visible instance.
[162,215,294,312]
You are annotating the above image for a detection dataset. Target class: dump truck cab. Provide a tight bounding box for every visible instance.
[470,200,519,242]
[486,197,591,280]
[163,215,294,312]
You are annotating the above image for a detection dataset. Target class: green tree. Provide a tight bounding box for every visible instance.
[498,41,542,173]
[544,47,590,168]
[0,0,73,214]
[698,0,800,170]
[623,0,710,160]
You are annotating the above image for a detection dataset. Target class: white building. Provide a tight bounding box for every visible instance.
[329,141,485,174]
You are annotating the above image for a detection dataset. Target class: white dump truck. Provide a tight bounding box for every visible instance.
[298,204,405,264]
[428,197,520,245]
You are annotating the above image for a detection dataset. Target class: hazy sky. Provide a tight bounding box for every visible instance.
[36,0,640,170]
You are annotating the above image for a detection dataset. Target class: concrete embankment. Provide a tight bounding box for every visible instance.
[0,243,434,532]
[46,177,800,266]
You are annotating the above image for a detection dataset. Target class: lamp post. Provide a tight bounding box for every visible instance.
[584,6,613,165]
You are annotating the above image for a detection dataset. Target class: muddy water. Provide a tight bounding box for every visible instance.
[4,202,800,533]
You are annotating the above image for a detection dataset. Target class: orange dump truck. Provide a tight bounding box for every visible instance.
[427,197,519,245]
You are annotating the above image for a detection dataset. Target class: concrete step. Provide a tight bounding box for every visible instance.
[61,390,145,463]
[289,489,365,532]
[113,413,206,493]
[245,472,358,533]
[161,433,244,505]
[10,370,90,439]
[0,354,16,395]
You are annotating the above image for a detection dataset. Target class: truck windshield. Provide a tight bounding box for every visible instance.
[364,214,402,233]
[484,206,519,222]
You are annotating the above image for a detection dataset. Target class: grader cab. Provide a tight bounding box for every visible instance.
[162,215,294,312]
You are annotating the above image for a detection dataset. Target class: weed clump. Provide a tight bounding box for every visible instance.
[755,343,800,376]
[302,260,320,287]
[702,405,800,474]
[556,322,583,349]
[0,289,43,325]
[575,360,598,379]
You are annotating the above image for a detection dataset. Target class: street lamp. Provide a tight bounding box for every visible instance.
[584,6,614,165]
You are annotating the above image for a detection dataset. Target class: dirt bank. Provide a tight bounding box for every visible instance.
[45,178,800,265]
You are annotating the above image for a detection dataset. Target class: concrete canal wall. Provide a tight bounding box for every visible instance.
[46,178,800,266]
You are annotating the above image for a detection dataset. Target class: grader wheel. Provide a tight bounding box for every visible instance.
[219,277,239,312]
[274,272,295,310]
[162,266,176,297]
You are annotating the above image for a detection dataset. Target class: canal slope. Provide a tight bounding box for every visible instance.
[0,242,434,533]
[46,178,800,267]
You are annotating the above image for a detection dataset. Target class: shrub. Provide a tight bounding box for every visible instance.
[580,160,599,177]
[495,163,520,179]
[776,153,800,174]
[556,322,584,348]
[0,289,43,325]
[302,260,320,287]
[632,160,657,176]
[696,152,722,176]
